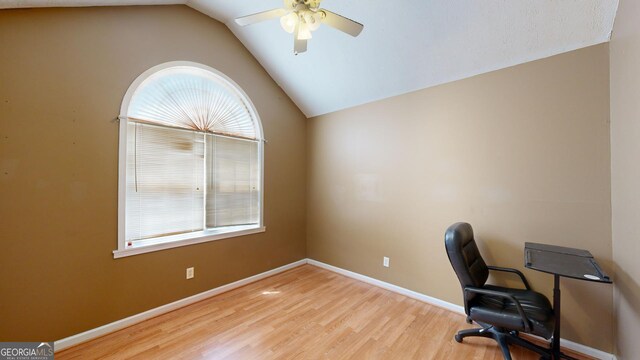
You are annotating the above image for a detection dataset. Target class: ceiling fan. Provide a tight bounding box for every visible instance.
[234,0,364,55]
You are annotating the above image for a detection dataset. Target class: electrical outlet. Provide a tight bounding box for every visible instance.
[383,257,390,268]
[186,267,194,279]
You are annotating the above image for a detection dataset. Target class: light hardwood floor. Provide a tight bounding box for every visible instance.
[57,265,594,359]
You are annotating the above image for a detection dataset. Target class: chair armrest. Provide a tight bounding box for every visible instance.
[487,265,531,290]
[464,286,532,333]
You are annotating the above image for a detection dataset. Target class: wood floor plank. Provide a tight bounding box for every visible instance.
[56,265,596,360]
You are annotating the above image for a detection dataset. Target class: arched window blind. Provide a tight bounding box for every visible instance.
[127,66,258,139]
[117,62,264,256]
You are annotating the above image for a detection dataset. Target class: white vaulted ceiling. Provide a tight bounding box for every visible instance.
[0,0,619,117]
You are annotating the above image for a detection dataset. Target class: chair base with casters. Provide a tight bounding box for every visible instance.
[445,222,557,360]
[454,319,553,360]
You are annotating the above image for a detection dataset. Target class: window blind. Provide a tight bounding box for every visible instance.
[206,135,260,228]
[125,123,260,243]
[126,122,205,242]
[127,66,257,139]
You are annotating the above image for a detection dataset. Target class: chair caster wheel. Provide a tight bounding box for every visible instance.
[454,334,463,343]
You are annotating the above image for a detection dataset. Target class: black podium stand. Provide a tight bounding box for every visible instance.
[524,242,611,360]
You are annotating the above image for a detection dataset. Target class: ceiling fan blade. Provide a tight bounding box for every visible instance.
[320,9,363,37]
[294,38,308,55]
[235,8,288,26]
[294,23,308,55]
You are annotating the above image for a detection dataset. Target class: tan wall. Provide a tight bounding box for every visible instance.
[610,0,640,358]
[307,44,613,352]
[0,6,306,341]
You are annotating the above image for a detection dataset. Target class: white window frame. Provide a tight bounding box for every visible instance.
[113,61,265,259]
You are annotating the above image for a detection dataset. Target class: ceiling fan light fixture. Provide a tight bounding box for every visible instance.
[280,12,298,33]
[305,11,323,31]
[297,22,313,40]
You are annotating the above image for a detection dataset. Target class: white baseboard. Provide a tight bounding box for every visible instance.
[55,258,615,360]
[54,259,307,352]
[306,259,615,360]
[556,337,615,360]
[306,259,465,314]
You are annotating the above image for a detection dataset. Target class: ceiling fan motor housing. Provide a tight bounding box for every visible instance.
[287,0,321,10]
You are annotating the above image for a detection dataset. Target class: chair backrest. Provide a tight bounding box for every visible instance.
[445,222,489,296]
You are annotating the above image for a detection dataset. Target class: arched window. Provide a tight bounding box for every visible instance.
[114,62,264,258]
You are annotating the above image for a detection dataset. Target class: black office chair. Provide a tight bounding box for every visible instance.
[445,222,555,360]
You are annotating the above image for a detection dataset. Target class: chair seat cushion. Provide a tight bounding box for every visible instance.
[469,285,555,339]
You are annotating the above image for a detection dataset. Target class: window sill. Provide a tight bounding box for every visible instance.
[113,225,266,259]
